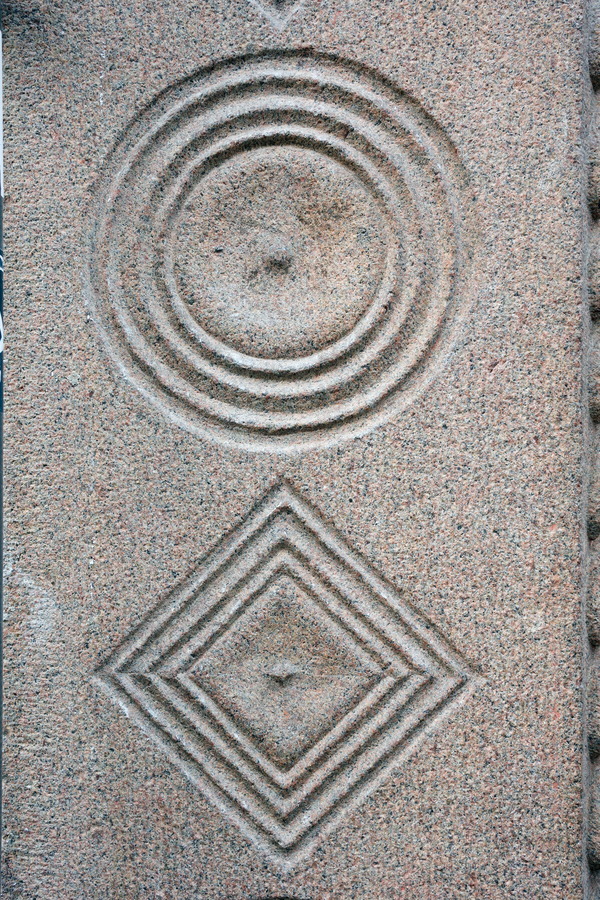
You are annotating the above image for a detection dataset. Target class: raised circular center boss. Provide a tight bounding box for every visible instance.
[171,145,388,360]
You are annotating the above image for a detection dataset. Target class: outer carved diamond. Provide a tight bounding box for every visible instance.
[95,482,479,870]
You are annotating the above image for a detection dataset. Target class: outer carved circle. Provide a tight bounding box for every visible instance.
[88,52,475,451]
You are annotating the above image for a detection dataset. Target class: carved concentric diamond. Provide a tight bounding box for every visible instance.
[95,483,479,870]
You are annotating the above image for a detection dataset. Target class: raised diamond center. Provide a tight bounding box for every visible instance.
[187,571,384,769]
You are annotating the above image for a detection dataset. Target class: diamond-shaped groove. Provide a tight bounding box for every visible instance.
[95,482,479,870]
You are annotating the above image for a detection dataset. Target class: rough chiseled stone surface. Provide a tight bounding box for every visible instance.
[2,0,589,898]
[585,3,600,896]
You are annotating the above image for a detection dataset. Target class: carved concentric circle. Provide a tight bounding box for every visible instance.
[88,52,475,450]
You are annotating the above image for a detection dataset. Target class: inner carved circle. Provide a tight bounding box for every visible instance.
[172,145,388,360]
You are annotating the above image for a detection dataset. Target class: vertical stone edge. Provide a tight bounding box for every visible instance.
[586,2,600,895]
[0,12,5,894]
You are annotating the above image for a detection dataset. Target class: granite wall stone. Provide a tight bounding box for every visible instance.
[1,0,592,897]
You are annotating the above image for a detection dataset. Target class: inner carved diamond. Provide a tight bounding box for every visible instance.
[186,572,385,770]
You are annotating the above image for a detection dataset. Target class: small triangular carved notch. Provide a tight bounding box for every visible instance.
[246,0,306,29]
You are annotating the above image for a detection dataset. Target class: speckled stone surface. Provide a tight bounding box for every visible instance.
[1,0,589,897]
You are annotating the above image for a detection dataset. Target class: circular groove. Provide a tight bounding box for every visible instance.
[88,51,475,450]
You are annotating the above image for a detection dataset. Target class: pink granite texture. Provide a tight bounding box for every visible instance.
[1,0,592,897]
[582,0,600,895]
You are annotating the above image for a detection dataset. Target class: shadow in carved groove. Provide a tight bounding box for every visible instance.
[86,50,477,451]
[94,480,481,871]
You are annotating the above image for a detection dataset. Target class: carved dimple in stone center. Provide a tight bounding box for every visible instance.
[173,145,388,360]
[266,660,300,685]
